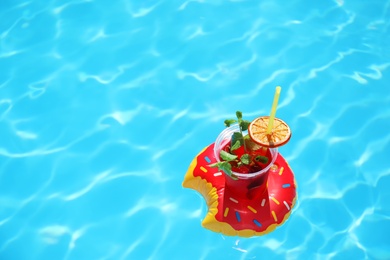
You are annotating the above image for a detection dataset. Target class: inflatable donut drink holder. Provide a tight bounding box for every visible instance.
[182,87,297,237]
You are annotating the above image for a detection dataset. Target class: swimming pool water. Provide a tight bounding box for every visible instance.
[1,0,390,259]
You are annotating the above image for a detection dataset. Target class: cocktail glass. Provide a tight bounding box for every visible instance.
[213,124,278,199]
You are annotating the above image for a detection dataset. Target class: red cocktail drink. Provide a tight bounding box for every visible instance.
[213,124,278,199]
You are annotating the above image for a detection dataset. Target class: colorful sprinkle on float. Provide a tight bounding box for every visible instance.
[182,87,297,237]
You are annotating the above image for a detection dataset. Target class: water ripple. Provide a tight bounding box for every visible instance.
[345,62,390,84]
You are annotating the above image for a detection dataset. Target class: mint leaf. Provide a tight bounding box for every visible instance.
[230,140,241,151]
[231,132,243,147]
[240,120,251,131]
[208,162,219,168]
[255,155,269,164]
[236,111,243,120]
[220,150,238,161]
[224,111,250,161]
[240,154,251,165]
[224,119,237,127]
[218,161,232,175]
[236,111,243,124]
[209,161,236,179]
[221,163,238,180]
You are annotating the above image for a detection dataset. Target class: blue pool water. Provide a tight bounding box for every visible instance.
[1,0,390,259]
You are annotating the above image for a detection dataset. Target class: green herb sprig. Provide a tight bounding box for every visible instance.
[210,111,268,177]
[224,111,251,153]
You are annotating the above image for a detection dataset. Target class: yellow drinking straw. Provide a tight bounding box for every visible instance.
[266,86,281,135]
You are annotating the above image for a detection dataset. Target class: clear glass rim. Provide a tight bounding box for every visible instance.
[213,124,278,179]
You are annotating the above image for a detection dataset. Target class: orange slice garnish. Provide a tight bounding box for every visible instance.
[248,116,291,148]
